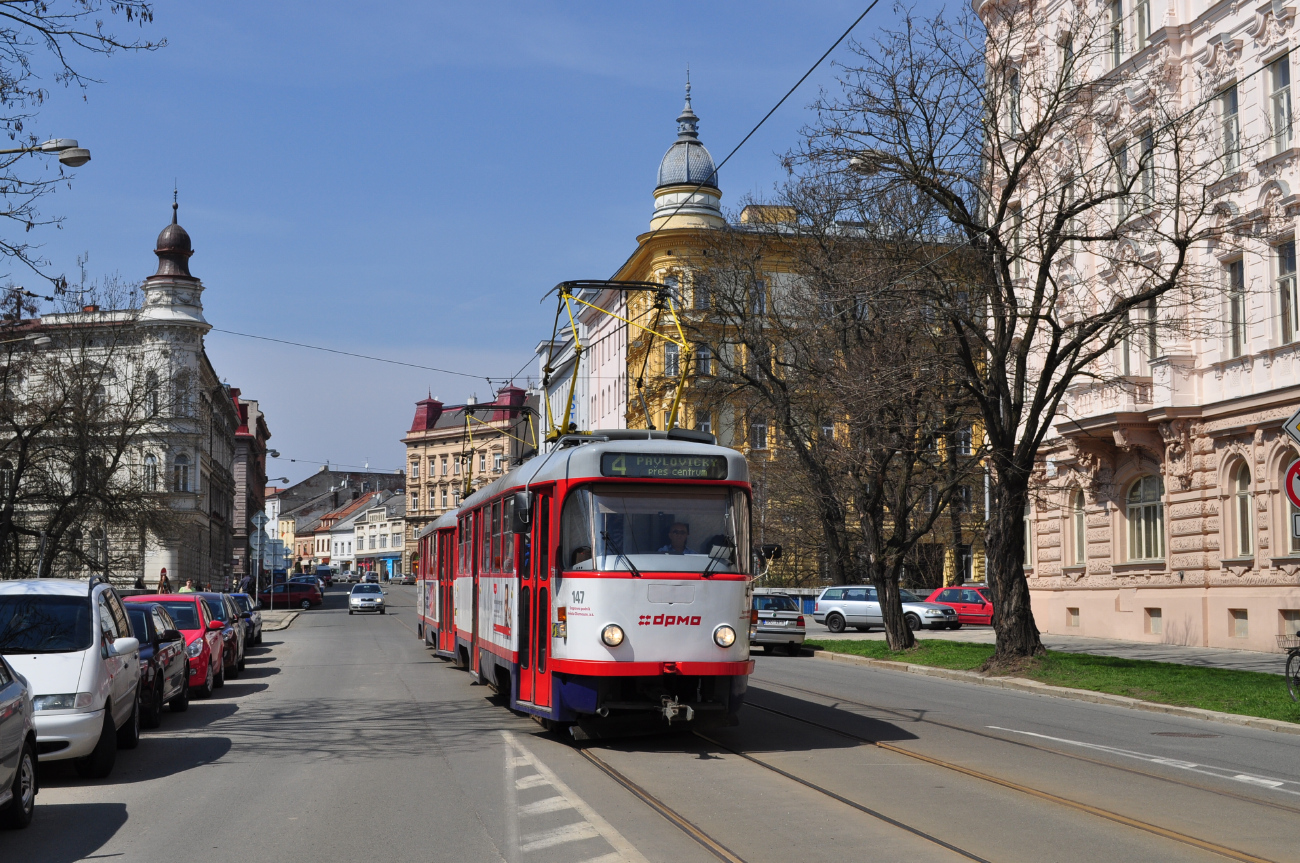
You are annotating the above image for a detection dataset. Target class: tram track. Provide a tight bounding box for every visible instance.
[750,675,1300,816]
[732,697,1278,863]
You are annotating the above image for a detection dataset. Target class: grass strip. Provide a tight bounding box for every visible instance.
[806,639,1300,724]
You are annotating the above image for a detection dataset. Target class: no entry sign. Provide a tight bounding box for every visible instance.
[1286,460,1300,510]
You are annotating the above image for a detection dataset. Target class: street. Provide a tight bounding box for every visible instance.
[2,585,1297,863]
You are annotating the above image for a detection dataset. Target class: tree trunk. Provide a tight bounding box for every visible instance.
[873,565,915,651]
[985,477,1044,662]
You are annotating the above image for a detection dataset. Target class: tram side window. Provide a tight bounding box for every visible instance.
[539,494,550,581]
[503,498,515,573]
[479,509,490,574]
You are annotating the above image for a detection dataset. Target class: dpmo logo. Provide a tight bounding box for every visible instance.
[637,614,701,627]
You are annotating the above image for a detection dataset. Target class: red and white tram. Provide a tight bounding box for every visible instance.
[415,429,755,736]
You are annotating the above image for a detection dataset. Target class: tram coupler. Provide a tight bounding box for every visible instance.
[661,696,694,723]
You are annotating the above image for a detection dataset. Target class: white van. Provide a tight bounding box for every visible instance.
[0,577,142,779]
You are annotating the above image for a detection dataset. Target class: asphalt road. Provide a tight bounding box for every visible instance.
[3,585,1297,863]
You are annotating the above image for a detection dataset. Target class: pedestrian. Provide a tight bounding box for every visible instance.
[238,574,252,594]
[158,568,172,594]
[179,579,195,593]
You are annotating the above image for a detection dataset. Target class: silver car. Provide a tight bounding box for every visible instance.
[813,585,957,633]
[750,594,805,655]
[0,655,36,828]
[348,584,386,615]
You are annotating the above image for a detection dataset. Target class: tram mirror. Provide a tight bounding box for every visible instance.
[512,492,533,533]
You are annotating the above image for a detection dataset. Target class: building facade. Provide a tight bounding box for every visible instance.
[353,494,406,579]
[231,389,270,589]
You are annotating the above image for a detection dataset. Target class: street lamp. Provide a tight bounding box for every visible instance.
[0,138,91,168]
[0,333,51,347]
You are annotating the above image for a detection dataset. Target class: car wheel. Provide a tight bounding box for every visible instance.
[949,622,963,630]
[74,708,117,779]
[826,613,846,634]
[213,662,225,690]
[116,690,140,750]
[141,684,163,730]
[0,738,36,828]
[169,677,190,712]
[349,609,354,615]
[237,654,246,671]
[905,613,921,632]
[380,608,386,615]
[300,599,311,610]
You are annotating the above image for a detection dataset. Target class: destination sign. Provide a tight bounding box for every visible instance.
[600,453,728,480]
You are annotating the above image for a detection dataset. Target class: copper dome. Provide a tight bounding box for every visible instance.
[152,201,195,280]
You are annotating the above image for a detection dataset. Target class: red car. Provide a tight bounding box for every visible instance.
[259,582,322,610]
[126,594,226,697]
[923,586,994,625]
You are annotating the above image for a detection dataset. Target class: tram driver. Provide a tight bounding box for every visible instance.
[657,522,696,555]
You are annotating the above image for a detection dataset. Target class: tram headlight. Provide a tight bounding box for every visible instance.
[601,624,625,647]
[713,624,737,648]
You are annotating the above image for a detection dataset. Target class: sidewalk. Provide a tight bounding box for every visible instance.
[261,610,299,632]
[810,625,1286,675]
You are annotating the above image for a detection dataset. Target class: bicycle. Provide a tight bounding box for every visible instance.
[1280,634,1300,702]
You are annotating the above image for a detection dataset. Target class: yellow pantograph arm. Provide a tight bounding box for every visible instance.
[466,413,534,449]
[567,293,686,347]
[560,295,582,435]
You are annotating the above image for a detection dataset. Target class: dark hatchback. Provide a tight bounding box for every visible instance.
[195,593,245,678]
[125,602,189,726]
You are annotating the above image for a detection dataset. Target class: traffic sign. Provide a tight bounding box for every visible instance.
[1284,407,1300,446]
[1287,460,1300,510]
[1293,513,1300,539]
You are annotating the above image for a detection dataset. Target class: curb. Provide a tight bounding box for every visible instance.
[810,648,1300,736]
[261,611,300,632]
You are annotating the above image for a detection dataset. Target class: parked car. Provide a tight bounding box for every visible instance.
[813,585,958,632]
[0,577,142,779]
[124,602,189,726]
[0,654,37,828]
[394,573,416,585]
[259,582,323,610]
[130,594,225,697]
[362,573,378,584]
[314,569,333,587]
[923,586,993,626]
[348,583,386,615]
[289,575,326,595]
[229,593,263,646]
[750,594,805,654]
[197,593,245,678]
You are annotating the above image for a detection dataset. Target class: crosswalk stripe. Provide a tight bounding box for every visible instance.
[515,773,551,790]
[576,854,626,863]
[519,821,601,852]
[518,795,573,816]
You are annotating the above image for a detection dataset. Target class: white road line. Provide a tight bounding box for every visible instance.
[502,730,651,863]
[518,795,574,816]
[577,854,626,863]
[987,726,1300,796]
[519,822,601,852]
[515,773,551,790]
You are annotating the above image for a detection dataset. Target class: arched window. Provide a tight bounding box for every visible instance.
[1127,475,1165,560]
[1072,490,1086,565]
[143,455,157,492]
[145,371,160,416]
[173,454,190,493]
[1235,463,1253,556]
[1023,500,1034,566]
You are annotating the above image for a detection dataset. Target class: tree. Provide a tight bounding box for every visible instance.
[0,278,178,579]
[0,2,161,283]
[794,3,1225,663]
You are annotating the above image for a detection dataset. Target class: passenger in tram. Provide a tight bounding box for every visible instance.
[657,522,696,555]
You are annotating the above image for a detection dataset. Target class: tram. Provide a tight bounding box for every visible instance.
[415,428,755,736]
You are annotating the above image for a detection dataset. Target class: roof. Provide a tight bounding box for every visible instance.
[0,578,95,597]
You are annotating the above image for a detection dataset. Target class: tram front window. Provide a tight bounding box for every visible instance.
[561,484,751,574]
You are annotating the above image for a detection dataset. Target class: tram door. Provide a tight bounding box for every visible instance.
[438,532,454,652]
[522,488,554,708]
[470,509,482,676]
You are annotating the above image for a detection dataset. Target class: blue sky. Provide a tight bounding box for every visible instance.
[23,0,905,485]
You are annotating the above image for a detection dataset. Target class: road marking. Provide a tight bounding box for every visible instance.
[502,731,650,863]
[986,727,1300,797]
[520,822,602,852]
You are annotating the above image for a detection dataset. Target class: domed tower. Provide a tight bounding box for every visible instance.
[137,197,210,332]
[651,77,724,231]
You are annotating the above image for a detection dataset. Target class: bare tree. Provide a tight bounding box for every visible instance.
[794,3,1225,663]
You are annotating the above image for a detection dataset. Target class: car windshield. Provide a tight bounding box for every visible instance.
[353,585,381,594]
[561,483,751,574]
[898,590,922,603]
[156,601,200,630]
[754,595,799,612]
[0,594,94,653]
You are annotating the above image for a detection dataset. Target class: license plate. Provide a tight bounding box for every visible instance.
[765,619,788,626]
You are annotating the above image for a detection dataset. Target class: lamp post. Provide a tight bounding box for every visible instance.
[0,139,92,168]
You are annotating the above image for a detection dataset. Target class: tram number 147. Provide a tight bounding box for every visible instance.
[572,591,585,603]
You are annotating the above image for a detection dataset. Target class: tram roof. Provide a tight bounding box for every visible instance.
[447,430,750,519]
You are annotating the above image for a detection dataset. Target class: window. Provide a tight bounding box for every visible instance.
[1060,34,1075,86]
[1122,302,1157,375]
[664,275,680,307]
[441,487,448,509]
[454,456,461,475]
[1127,475,1165,560]
[143,454,158,493]
[145,370,160,416]
[1234,463,1253,556]
[749,419,769,450]
[1227,259,1247,358]
[1113,143,1130,222]
[411,492,418,509]
[1135,0,1151,50]
[695,344,712,375]
[1011,206,1025,278]
[1230,608,1248,638]
[822,420,835,441]
[479,452,486,472]
[1145,607,1162,635]
[1008,70,1021,135]
[441,456,448,475]
[428,489,436,508]
[749,280,767,316]
[1282,609,1300,637]
[664,342,680,377]
[172,370,192,417]
[1109,0,1124,68]
[1222,86,1240,173]
[410,461,419,479]
[172,454,190,493]
[1072,490,1086,565]
[693,277,710,310]
[1067,607,1080,627]
[694,412,712,436]
[393,533,402,547]
[1279,241,1298,344]
[955,427,972,456]
[494,452,504,472]
[369,536,376,550]
[379,535,387,548]
[1275,56,1294,152]
[1023,500,1034,566]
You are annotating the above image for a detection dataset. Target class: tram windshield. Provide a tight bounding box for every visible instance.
[561,484,751,574]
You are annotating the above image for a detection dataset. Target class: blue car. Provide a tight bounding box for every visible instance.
[230,593,263,647]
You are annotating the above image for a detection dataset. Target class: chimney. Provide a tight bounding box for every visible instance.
[82,304,99,313]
